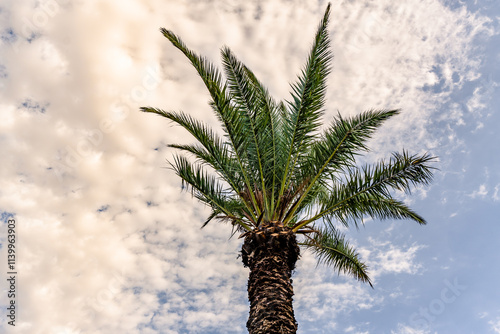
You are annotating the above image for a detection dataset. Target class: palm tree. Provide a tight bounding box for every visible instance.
[142,4,435,333]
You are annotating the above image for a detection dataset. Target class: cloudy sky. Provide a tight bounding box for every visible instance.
[1,0,499,333]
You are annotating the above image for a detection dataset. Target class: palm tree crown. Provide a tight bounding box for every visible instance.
[142,4,435,329]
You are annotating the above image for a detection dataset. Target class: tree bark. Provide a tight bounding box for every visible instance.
[241,222,300,334]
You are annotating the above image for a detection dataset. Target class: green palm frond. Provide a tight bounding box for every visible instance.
[301,228,372,287]
[221,47,272,216]
[294,151,436,231]
[279,3,333,200]
[284,109,400,225]
[141,107,260,220]
[159,29,248,168]
[311,109,401,173]
[170,154,252,231]
[141,108,233,173]
[160,29,225,104]
[241,67,288,219]
[151,31,265,217]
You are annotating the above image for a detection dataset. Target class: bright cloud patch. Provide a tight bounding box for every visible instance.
[359,238,425,279]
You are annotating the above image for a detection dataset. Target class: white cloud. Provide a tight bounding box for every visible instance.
[478,311,489,319]
[360,238,425,279]
[493,184,500,201]
[467,86,488,114]
[490,317,500,334]
[466,73,498,116]
[392,324,432,334]
[294,252,382,328]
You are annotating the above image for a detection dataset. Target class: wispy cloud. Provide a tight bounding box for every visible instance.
[294,252,382,329]
[359,238,425,281]
[392,324,432,334]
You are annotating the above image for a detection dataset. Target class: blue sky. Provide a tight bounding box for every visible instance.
[0,0,499,333]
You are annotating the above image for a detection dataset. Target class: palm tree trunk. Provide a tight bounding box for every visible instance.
[241,223,300,334]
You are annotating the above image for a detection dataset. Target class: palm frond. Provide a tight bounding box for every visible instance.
[170,154,252,231]
[160,29,225,105]
[141,107,262,219]
[324,197,426,229]
[310,109,400,174]
[156,31,266,217]
[294,151,436,230]
[301,228,372,287]
[283,109,400,224]
[159,29,246,162]
[242,68,288,218]
[141,108,233,174]
[144,4,436,290]
[221,47,271,216]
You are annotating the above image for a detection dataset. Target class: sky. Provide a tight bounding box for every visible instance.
[0,0,499,333]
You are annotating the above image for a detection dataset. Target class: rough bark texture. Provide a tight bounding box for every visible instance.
[241,222,300,334]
